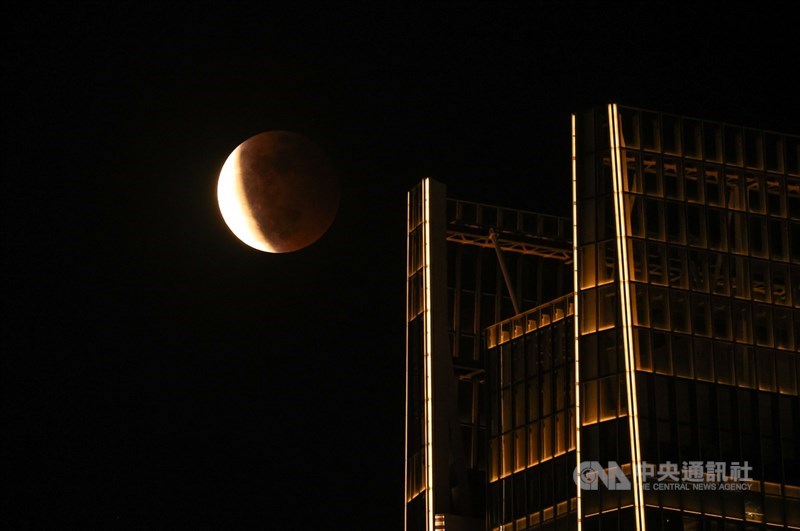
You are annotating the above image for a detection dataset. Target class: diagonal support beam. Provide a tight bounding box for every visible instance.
[490,228,521,316]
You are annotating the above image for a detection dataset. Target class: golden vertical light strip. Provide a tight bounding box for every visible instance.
[571,114,583,531]
[608,104,646,531]
[422,178,435,531]
[615,107,646,531]
[404,189,411,530]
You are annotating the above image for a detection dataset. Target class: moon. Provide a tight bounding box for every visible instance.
[217,131,339,253]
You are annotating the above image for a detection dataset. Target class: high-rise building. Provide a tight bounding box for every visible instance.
[404,104,800,531]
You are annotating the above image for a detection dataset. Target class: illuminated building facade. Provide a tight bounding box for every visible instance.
[405,180,573,531]
[405,105,800,531]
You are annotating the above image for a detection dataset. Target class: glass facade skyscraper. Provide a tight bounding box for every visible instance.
[405,104,800,531]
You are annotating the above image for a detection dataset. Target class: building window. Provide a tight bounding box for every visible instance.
[619,107,640,149]
[735,345,756,388]
[672,334,693,378]
[583,381,598,426]
[662,115,681,155]
[756,349,776,392]
[773,308,795,351]
[766,174,786,217]
[704,122,723,163]
[664,158,683,199]
[769,219,789,262]
[581,243,597,289]
[683,119,703,159]
[597,240,616,285]
[751,260,771,303]
[502,433,513,478]
[598,195,616,242]
[635,328,653,371]
[686,204,707,247]
[514,383,525,428]
[731,255,751,299]
[788,177,800,219]
[753,305,774,347]
[771,263,792,306]
[745,129,765,170]
[648,242,668,285]
[645,197,665,240]
[688,250,709,292]
[776,352,797,394]
[791,221,800,262]
[732,302,753,344]
[666,201,686,244]
[580,197,596,245]
[541,416,552,461]
[725,125,744,166]
[626,195,645,237]
[629,239,647,282]
[748,215,769,258]
[725,169,745,211]
[729,212,749,255]
[709,252,730,295]
[705,165,725,207]
[623,150,642,193]
[668,246,689,289]
[694,338,714,382]
[580,289,597,334]
[632,283,650,327]
[652,331,672,375]
[747,172,766,214]
[599,376,618,422]
[707,208,728,251]
[490,437,499,482]
[691,294,711,337]
[514,428,526,473]
[670,290,691,334]
[650,287,670,331]
[527,379,539,423]
[597,284,617,331]
[714,342,735,385]
[642,112,661,152]
[712,297,732,340]
[528,422,540,466]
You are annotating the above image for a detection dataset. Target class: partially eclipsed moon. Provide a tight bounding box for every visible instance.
[217,131,339,253]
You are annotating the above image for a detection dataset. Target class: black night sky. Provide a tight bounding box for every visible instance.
[4,3,798,528]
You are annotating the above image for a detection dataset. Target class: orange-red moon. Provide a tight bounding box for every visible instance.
[217,131,339,253]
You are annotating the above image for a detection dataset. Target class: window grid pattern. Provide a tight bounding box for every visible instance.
[445,201,573,500]
[612,106,800,529]
[486,312,577,530]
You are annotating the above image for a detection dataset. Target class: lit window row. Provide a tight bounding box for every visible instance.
[492,332,572,392]
[626,286,799,350]
[581,375,628,425]
[488,458,577,528]
[622,195,800,260]
[486,294,574,349]
[489,415,576,482]
[618,151,800,218]
[615,106,800,176]
[624,243,800,306]
[492,371,572,435]
[642,499,800,528]
[634,329,798,394]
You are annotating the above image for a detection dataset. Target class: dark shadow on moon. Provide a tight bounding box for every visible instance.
[233,131,339,253]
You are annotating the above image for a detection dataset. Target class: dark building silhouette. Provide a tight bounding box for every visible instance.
[405,104,800,531]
